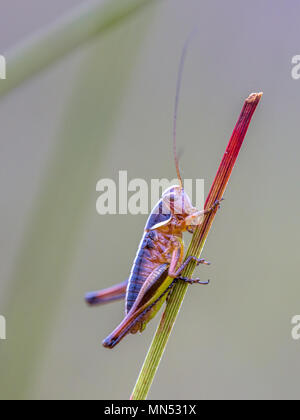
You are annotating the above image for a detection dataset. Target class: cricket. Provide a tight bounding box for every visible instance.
[85,38,222,349]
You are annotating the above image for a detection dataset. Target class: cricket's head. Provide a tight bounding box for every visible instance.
[161,185,194,217]
[148,185,203,233]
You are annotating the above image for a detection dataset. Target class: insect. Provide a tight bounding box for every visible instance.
[85,37,222,349]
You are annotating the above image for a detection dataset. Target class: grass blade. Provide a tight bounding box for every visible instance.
[0,0,153,97]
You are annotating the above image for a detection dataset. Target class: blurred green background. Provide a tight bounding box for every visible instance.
[0,0,299,400]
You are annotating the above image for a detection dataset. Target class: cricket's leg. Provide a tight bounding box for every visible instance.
[127,264,170,315]
[166,284,175,303]
[168,245,210,285]
[170,255,211,277]
[185,198,224,228]
[85,280,128,305]
[102,281,174,349]
[176,276,209,285]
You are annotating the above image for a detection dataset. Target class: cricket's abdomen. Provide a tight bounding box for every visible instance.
[125,232,162,314]
[125,201,172,315]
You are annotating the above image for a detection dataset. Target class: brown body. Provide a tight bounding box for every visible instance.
[86,186,217,348]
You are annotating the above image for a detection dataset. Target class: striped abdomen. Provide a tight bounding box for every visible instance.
[125,232,160,314]
[125,200,171,314]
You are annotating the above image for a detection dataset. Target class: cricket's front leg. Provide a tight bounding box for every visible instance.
[185,198,224,231]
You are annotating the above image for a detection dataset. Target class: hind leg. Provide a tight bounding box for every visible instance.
[85,280,128,305]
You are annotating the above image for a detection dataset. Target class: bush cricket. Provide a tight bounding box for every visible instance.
[85,38,222,349]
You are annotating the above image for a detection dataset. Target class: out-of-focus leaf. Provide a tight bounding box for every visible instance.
[0,6,156,399]
[0,0,153,97]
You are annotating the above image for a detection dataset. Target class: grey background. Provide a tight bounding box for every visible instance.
[0,0,299,400]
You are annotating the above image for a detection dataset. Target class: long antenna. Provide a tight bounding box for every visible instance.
[173,29,197,189]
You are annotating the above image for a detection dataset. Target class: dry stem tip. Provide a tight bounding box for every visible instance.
[246,92,263,103]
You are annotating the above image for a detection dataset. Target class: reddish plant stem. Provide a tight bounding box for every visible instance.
[189,92,263,259]
[131,92,263,400]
